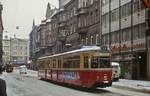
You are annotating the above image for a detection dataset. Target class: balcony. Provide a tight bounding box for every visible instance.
[77,26,88,35]
[77,7,88,16]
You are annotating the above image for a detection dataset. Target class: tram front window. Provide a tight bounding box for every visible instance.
[91,57,111,68]
[100,59,111,68]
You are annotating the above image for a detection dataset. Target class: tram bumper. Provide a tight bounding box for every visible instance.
[94,81,112,88]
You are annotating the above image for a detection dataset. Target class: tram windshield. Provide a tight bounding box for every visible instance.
[100,58,111,68]
[91,56,111,68]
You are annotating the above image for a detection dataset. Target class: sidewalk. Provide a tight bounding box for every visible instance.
[112,79,150,94]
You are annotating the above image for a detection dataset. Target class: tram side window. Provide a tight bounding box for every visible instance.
[45,60,50,69]
[52,59,56,68]
[91,56,99,68]
[39,61,45,69]
[58,59,62,68]
[84,56,89,68]
[63,56,80,68]
[49,60,51,68]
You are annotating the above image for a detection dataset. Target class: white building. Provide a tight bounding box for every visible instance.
[2,36,10,65]
[2,36,29,65]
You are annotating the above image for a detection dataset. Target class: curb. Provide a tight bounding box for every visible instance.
[112,85,150,94]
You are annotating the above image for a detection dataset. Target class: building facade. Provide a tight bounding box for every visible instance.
[2,36,10,65]
[29,21,39,69]
[10,38,29,65]
[77,0,101,46]
[101,0,150,80]
[0,3,3,65]
[29,3,58,69]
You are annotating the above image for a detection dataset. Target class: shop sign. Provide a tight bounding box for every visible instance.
[143,0,150,8]
[111,43,145,52]
[111,44,130,52]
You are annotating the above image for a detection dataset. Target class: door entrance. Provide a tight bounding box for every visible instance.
[138,52,147,80]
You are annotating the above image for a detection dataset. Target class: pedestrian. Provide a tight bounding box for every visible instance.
[0,65,7,96]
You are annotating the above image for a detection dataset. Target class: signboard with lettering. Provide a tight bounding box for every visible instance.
[111,43,145,52]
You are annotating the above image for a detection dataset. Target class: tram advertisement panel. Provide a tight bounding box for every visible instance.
[61,71,80,80]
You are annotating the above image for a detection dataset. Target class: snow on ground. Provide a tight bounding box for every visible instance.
[113,79,150,90]
[0,72,8,79]
[27,70,38,77]
[13,69,38,77]
[1,70,150,96]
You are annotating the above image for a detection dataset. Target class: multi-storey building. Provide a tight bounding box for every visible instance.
[2,37,29,65]
[63,0,79,51]
[101,0,150,80]
[38,4,58,56]
[10,37,29,65]
[77,0,101,46]
[2,36,10,65]
[29,20,39,69]
[52,0,79,53]
[29,20,38,60]
[0,3,3,65]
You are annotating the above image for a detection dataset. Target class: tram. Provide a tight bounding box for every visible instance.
[38,46,112,89]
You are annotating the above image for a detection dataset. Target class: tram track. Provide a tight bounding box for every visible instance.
[40,79,128,96]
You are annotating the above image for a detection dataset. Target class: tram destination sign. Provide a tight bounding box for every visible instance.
[94,53,110,57]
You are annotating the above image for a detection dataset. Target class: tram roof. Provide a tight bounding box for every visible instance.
[38,46,110,60]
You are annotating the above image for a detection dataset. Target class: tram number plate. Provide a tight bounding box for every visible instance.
[103,81,109,83]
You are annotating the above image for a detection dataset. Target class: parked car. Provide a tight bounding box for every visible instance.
[19,65,27,74]
[111,62,120,81]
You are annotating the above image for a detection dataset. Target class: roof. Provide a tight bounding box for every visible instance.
[39,46,110,60]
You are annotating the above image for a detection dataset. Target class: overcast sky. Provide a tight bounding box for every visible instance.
[1,0,58,39]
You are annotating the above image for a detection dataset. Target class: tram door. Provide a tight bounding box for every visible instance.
[138,52,147,80]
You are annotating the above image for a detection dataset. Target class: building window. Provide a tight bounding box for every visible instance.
[126,28,131,41]
[121,2,131,18]
[102,0,109,6]
[122,29,127,42]
[86,37,88,45]
[103,34,109,45]
[139,23,146,38]
[102,13,109,27]
[111,8,119,22]
[133,0,139,12]
[133,25,139,40]
[111,32,115,44]
[82,39,84,45]
[49,24,51,31]
[91,36,94,45]
[96,34,99,45]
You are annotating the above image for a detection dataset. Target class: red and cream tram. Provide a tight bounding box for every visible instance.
[38,46,112,89]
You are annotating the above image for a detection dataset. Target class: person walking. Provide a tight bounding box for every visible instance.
[0,65,7,96]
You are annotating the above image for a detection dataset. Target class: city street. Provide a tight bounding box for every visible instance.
[0,70,149,96]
